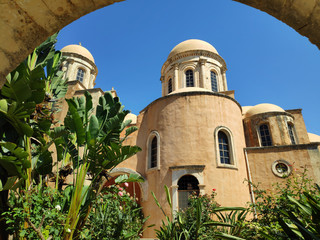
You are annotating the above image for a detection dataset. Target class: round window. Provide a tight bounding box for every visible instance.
[272,160,292,178]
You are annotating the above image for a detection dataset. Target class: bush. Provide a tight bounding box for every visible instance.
[80,184,146,240]
[241,169,320,239]
[3,185,67,239]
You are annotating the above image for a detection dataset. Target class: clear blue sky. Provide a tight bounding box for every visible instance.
[56,0,320,135]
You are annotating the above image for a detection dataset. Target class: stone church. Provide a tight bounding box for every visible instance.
[59,39,320,237]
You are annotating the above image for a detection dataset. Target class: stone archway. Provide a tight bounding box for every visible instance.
[1,0,319,87]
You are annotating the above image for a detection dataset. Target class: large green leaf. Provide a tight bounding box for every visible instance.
[3,70,32,103]
[0,143,30,178]
[65,99,86,146]
[115,173,144,184]
[89,115,99,141]
[35,149,53,175]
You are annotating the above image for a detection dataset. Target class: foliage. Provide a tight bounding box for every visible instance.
[60,90,141,239]
[277,185,320,239]
[0,34,142,239]
[241,169,320,240]
[0,33,68,238]
[80,184,147,240]
[0,32,67,188]
[152,186,246,240]
[3,184,67,239]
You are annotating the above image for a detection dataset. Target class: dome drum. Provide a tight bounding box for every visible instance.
[61,44,98,89]
[161,39,228,96]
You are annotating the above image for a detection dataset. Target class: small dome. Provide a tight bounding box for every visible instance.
[245,103,285,118]
[169,87,212,95]
[308,133,320,142]
[124,113,137,125]
[242,106,253,115]
[168,39,218,59]
[61,44,95,63]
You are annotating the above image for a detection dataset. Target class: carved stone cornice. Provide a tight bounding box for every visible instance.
[199,58,207,65]
[245,111,294,120]
[62,52,98,75]
[161,50,227,74]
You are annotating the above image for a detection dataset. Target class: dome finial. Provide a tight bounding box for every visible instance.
[79,42,82,46]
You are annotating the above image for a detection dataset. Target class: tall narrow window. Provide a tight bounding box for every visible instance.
[150,137,157,168]
[168,78,173,94]
[76,68,85,82]
[147,131,160,169]
[218,131,230,164]
[211,71,218,92]
[185,70,194,87]
[288,123,296,144]
[259,124,272,146]
[178,175,199,210]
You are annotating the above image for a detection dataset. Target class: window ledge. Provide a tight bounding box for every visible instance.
[146,167,160,173]
[217,164,238,170]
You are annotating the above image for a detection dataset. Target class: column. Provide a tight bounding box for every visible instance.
[199,58,207,88]
[171,185,179,214]
[173,63,179,91]
[160,76,165,96]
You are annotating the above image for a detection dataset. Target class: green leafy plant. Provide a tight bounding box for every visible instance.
[0,33,68,238]
[0,34,142,239]
[3,184,67,239]
[241,169,320,240]
[80,184,148,240]
[152,186,246,240]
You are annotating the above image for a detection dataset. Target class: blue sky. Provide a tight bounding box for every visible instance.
[56,0,320,135]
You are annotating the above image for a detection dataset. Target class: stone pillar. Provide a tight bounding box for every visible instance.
[171,185,179,213]
[222,70,228,91]
[174,63,179,91]
[199,59,207,88]
[160,76,165,96]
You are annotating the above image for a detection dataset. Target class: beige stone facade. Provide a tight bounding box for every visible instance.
[58,40,320,238]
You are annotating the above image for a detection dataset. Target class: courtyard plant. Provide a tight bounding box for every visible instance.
[240,169,320,240]
[152,186,247,240]
[0,34,143,239]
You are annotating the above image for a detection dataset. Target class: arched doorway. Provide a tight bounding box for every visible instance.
[103,176,142,205]
[177,174,200,210]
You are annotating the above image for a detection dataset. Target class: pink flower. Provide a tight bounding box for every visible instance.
[124,182,129,187]
[212,188,216,191]
[118,191,124,196]
[118,187,123,191]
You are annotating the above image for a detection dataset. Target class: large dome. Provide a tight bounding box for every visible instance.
[168,39,219,59]
[61,44,95,63]
[244,103,285,118]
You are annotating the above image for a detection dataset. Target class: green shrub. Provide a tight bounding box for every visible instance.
[3,185,67,239]
[80,184,147,240]
[241,169,320,239]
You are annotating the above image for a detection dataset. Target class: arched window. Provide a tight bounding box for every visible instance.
[211,71,218,92]
[259,124,272,146]
[287,123,296,144]
[147,131,160,169]
[150,137,157,168]
[168,78,173,94]
[185,70,194,87]
[76,68,85,82]
[178,175,199,210]
[218,131,230,164]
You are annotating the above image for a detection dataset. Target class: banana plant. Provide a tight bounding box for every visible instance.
[0,33,68,188]
[0,33,68,238]
[61,90,141,239]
